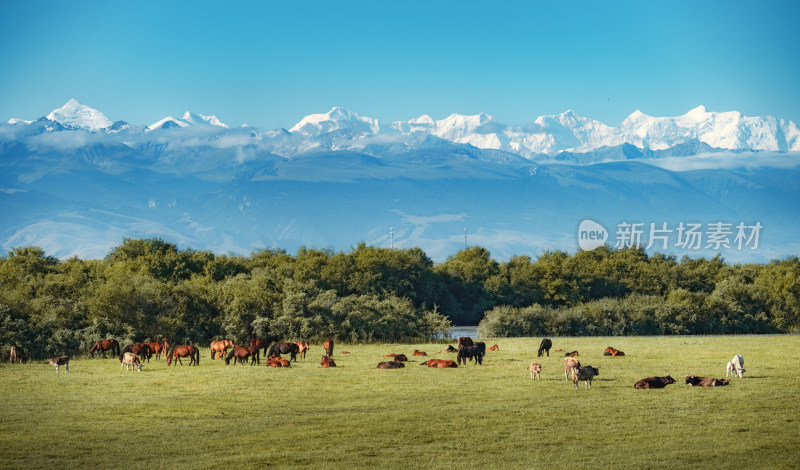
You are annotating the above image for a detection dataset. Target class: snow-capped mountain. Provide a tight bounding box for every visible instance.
[45,98,112,131]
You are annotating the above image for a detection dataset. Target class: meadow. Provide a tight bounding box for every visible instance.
[1,336,799,469]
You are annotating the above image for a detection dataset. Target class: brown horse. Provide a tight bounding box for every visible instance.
[166,345,199,366]
[249,337,277,358]
[320,356,336,368]
[266,356,291,367]
[225,346,258,365]
[323,339,334,357]
[144,338,169,360]
[89,339,120,358]
[210,339,234,360]
[120,343,152,363]
[293,341,309,360]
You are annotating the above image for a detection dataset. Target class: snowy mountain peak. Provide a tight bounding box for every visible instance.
[683,105,709,122]
[147,116,190,131]
[289,107,380,137]
[46,99,112,131]
[181,111,229,128]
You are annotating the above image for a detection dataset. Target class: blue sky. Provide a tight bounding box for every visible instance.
[1,0,799,129]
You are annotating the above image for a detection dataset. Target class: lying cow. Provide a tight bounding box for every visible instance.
[420,358,458,368]
[48,356,70,373]
[529,361,541,380]
[726,354,745,378]
[564,357,581,381]
[9,345,26,364]
[684,374,729,387]
[320,356,336,368]
[634,375,675,389]
[121,352,142,372]
[572,365,599,389]
[377,361,405,369]
[604,346,625,357]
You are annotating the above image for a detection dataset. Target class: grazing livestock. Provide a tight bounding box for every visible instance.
[457,337,474,349]
[266,356,290,367]
[320,356,336,368]
[377,361,405,369]
[120,344,152,363]
[9,345,26,364]
[604,346,625,357]
[565,351,579,357]
[726,354,745,378]
[249,337,276,358]
[413,350,427,356]
[421,358,458,368]
[564,357,581,381]
[488,344,499,351]
[89,339,120,358]
[293,341,309,360]
[529,361,541,380]
[634,376,676,389]
[225,346,259,365]
[121,352,142,372]
[323,339,334,357]
[48,356,70,373]
[457,342,486,365]
[684,375,729,387]
[144,338,169,360]
[210,340,234,360]
[166,346,199,366]
[268,342,300,362]
[537,338,552,357]
[572,365,599,389]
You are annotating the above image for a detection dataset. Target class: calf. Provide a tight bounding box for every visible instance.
[121,352,142,372]
[572,365,599,389]
[634,375,675,389]
[726,354,745,378]
[377,361,405,369]
[684,374,730,387]
[320,356,336,368]
[529,361,541,380]
[48,356,70,373]
[563,357,581,381]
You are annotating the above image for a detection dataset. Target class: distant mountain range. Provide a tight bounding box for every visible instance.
[2,100,799,262]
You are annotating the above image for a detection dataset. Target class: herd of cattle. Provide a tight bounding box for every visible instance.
[6,338,747,390]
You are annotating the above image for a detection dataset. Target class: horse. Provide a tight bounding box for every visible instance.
[210,339,234,360]
[293,341,309,360]
[266,356,290,367]
[225,346,258,366]
[268,342,300,362]
[323,339,334,357]
[144,338,169,360]
[9,345,26,364]
[89,339,120,358]
[457,342,486,365]
[249,337,277,358]
[537,338,552,357]
[457,337,473,349]
[166,345,199,366]
[120,343,152,363]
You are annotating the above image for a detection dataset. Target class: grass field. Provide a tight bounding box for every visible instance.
[1,336,799,469]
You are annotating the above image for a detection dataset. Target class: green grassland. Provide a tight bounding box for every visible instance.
[1,336,799,469]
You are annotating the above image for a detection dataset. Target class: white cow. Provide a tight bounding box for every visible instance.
[726,354,745,378]
[121,352,142,372]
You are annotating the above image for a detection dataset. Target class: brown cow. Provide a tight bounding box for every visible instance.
[323,339,334,357]
[48,356,70,373]
[572,365,599,389]
[320,356,336,368]
[604,346,625,357]
[421,358,458,368]
[634,375,675,389]
[121,352,142,372]
[412,350,427,356]
[684,375,730,387]
[377,361,405,369]
[488,344,499,351]
[564,357,581,381]
[529,361,541,380]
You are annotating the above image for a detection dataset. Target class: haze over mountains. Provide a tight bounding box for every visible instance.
[2,100,799,262]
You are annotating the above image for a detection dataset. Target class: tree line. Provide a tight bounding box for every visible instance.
[1,238,798,359]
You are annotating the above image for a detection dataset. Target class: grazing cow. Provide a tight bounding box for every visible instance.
[457,342,486,365]
[48,356,70,373]
[377,361,405,369]
[684,375,729,387]
[604,346,625,357]
[529,361,541,380]
[320,356,336,368]
[565,351,579,357]
[457,336,474,349]
[537,338,552,357]
[421,358,458,368]
[266,356,290,367]
[726,354,745,378]
[293,341,309,360]
[634,375,676,389]
[121,352,142,372]
[9,345,26,364]
[323,339,334,357]
[572,365,599,389]
[488,344,499,351]
[564,357,581,381]
[413,350,427,356]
